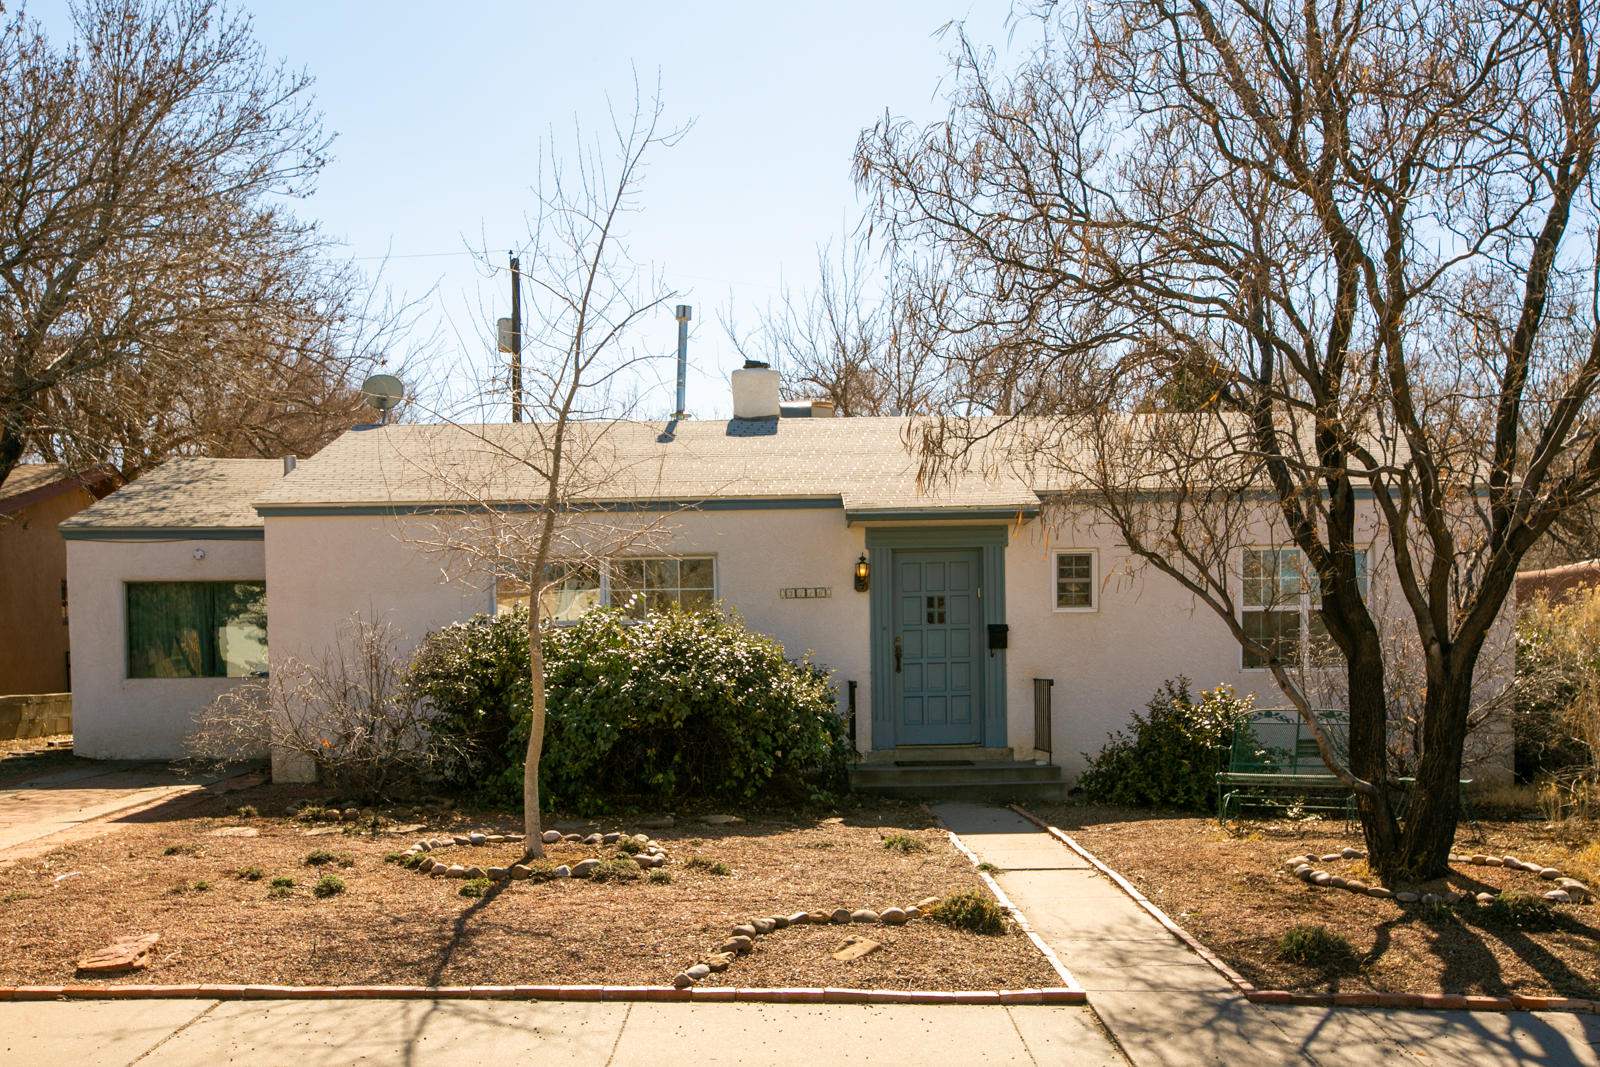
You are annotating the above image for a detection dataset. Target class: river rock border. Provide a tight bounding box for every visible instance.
[1282,847,1594,905]
[401,829,669,883]
[671,895,942,989]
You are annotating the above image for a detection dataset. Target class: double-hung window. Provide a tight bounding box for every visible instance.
[1241,548,1367,670]
[495,556,716,620]
[126,582,268,679]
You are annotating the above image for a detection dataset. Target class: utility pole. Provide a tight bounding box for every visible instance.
[510,252,523,423]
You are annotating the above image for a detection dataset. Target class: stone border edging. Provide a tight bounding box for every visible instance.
[921,804,1084,994]
[403,828,669,883]
[1284,848,1594,906]
[1008,804,1600,1016]
[0,983,1085,1006]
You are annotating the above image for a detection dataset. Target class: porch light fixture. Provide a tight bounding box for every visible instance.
[854,554,870,593]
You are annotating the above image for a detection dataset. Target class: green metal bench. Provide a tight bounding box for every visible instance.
[1216,709,1356,827]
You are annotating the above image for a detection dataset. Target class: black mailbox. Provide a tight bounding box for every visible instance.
[987,623,1009,650]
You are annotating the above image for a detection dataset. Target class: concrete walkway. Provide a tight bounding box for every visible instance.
[0,762,228,858]
[932,801,1600,1067]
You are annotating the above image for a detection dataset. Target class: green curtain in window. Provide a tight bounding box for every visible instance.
[127,583,212,678]
[126,582,268,679]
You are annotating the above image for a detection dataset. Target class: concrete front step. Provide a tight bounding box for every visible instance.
[860,746,1017,765]
[850,760,1066,801]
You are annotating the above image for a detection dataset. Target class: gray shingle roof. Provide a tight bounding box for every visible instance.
[252,418,1040,515]
[61,458,284,532]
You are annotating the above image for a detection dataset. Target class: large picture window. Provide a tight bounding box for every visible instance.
[126,582,267,679]
[495,557,715,620]
[1241,548,1367,670]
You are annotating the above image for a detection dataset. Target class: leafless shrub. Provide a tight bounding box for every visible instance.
[187,617,449,798]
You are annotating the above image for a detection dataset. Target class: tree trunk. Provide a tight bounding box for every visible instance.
[0,421,24,489]
[521,605,546,860]
[1345,629,1407,880]
[1394,668,1474,879]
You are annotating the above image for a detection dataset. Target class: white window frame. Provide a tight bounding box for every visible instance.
[494,554,718,621]
[1051,549,1099,614]
[1239,546,1367,671]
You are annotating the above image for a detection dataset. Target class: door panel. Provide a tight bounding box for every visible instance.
[893,549,983,746]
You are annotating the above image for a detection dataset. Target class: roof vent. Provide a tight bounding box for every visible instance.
[731,360,780,420]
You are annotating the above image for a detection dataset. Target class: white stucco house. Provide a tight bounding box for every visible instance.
[59,372,1516,792]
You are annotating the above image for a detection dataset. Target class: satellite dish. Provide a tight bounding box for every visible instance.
[360,374,404,425]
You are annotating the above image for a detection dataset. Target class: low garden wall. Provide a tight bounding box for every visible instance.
[0,693,71,740]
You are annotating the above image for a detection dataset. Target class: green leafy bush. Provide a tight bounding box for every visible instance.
[1480,890,1558,931]
[459,877,493,898]
[648,868,672,885]
[589,857,642,883]
[268,875,295,889]
[304,849,352,868]
[313,874,346,897]
[236,866,265,881]
[408,604,536,797]
[1276,924,1354,967]
[686,856,731,876]
[882,834,928,853]
[1077,678,1254,812]
[412,605,853,809]
[927,889,1006,935]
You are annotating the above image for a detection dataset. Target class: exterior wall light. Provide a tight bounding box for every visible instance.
[854,553,870,593]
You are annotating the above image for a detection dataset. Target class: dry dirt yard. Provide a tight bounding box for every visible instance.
[0,784,1057,991]
[1029,799,1600,999]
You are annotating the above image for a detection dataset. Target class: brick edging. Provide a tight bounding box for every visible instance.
[1007,804,1600,1016]
[0,983,1085,1006]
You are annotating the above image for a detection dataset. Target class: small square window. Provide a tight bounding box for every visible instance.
[925,595,946,624]
[1054,551,1097,611]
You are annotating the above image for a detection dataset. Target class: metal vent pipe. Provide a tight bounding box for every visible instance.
[673,304,692,419]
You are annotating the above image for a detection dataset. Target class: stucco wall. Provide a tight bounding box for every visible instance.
[0,489,91,694]
[65,537,266,759]
[1002,516,1515,785]
[262,509,873,746]
[259,505,1514,784]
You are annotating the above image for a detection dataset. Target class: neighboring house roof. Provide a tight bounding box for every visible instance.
[251,418,1042,520]
[1516,559,1600,607]
[60,458,285,540]
[0,463,117,517]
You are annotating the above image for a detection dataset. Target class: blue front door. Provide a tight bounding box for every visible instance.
[893,550,983,746]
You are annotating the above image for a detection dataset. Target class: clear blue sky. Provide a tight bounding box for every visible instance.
[36,1,1029,419]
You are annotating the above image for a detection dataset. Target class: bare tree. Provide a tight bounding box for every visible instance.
[0,0,403,485]
[726,239,944,415]
[857,0,1600,880]
[401,90,687,858]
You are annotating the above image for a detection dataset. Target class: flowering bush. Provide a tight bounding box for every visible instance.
[411,605,852,809]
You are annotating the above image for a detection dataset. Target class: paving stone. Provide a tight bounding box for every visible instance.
[76,932,160,974]
[831,936,882,961]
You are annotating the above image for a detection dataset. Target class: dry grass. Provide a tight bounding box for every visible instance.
[1030,800,1600,999]
[0,784,1057,991]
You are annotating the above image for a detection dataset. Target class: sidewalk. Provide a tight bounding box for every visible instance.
[0,762,231,858]
[0,998,1125,1066]
[931,801,1600,1067]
